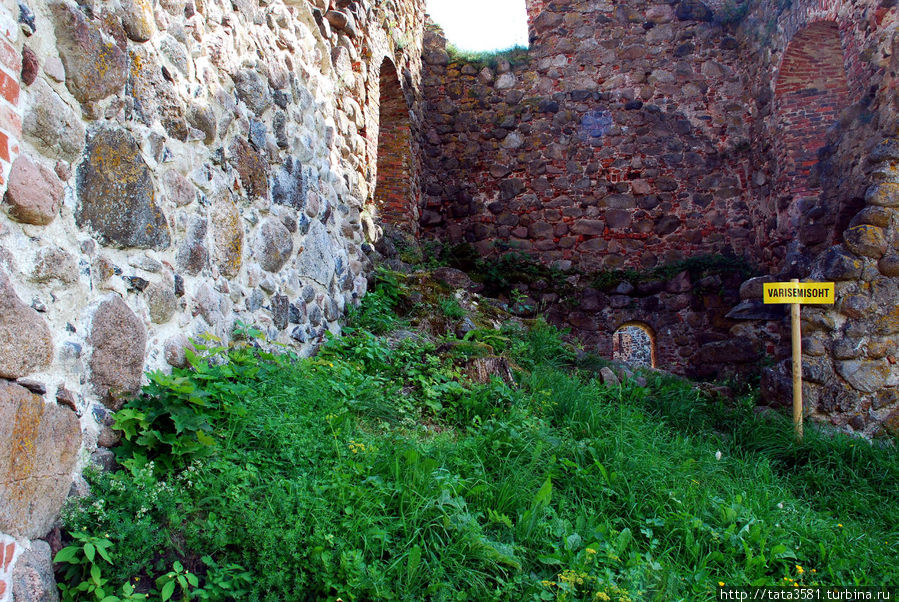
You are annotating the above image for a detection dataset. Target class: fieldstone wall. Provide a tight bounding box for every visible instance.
[420,0,898,435]
[0,0,425,591]
[739,0,899,272]
[545,267,774,380]
[732,0,899,435]
[420,0,758,272]
[759,140,899,436]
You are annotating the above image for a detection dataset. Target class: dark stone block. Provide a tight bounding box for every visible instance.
[271,157,306,209]
[676,0,713,21]
[76,128,170,249]
[271,294,289,330]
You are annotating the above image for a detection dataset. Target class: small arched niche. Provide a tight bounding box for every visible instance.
[373,58,415,230]
[612,322,656,369]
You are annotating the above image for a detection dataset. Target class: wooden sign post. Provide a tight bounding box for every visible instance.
[763,280,835,440]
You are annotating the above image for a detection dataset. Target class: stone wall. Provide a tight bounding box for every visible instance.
[420,0,759,272]
[552,267,767,379]
[739,0,899,272]
[730,0,899,434]
[0,0,425,592]
[420,0,899,435]
[486,258,781,382]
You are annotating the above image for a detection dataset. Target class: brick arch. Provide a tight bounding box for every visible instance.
[605,311,678,369]
[771,0,878,104]
[773,21,849,229]
[373,57,416,232]
[612,321,656,368]
[775,0,847,54]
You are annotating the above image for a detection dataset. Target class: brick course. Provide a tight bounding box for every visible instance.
[0,3,18,191]
[0,535,16,602]
[374,59,417,231]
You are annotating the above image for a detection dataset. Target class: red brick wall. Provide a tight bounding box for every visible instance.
[773,22,849,220]
[0,4,20,194]
[0,535,16,601]
[374,59,417,232]
[742,0,897,269]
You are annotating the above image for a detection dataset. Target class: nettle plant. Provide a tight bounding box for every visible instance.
[54,532,147,602]
[113,329,273,472]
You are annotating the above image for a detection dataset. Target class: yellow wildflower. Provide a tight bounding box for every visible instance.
[718,582,725,587]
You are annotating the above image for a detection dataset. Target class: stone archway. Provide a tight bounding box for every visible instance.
[773,21,850,237]
[612,322,656,368]
[373,58,416,231]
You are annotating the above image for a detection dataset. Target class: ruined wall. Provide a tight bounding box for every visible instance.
[420,0,899,435]
[538,264,766,379]
[734,0,899,435]
[739,0,899,272]
[0,0,425,593]
[420,0,759,273]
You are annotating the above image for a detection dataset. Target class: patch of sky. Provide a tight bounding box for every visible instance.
[425,0,529,52]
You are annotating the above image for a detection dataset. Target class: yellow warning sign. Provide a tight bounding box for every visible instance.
[763,282,834,305]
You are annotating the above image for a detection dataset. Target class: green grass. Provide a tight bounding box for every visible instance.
[445,44,529,69]
[59,278,899,601]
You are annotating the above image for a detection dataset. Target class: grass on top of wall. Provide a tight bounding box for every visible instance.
[57,272,898,601]
[446,44,530,70]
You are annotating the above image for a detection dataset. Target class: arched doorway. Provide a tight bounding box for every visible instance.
[373,58,415,231]
[773,22,849,237]
[612,322,655,368]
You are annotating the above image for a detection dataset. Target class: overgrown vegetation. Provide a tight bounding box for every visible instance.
[58,269,897,600]
[446,44,530,70]
[589,254,755,293]
[427,242,756,299]
[428,243,574,298]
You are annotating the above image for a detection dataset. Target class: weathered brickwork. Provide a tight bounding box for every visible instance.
[374,59,417,231]
[0,2,20,193]
[421,1,758,272]
[0,534,16,602]
[741,0,898,268]
[773,22,849,203]
[420,0,898,435]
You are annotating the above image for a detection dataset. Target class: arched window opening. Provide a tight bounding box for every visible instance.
[773,22,849,231]
[374,59,415,231]
[612,323,655,369]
